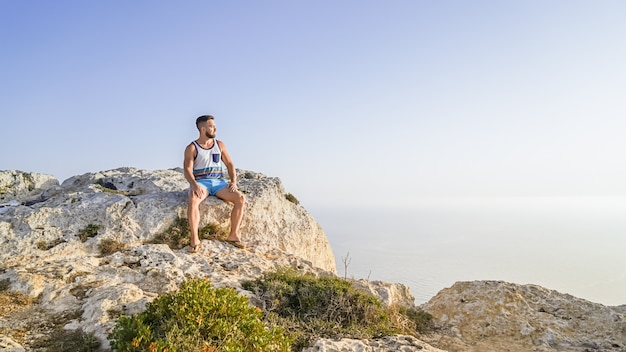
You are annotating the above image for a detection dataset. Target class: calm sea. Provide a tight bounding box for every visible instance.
[309,197,626,307]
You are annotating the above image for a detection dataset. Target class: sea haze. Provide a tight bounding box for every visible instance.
[309,197,626,306]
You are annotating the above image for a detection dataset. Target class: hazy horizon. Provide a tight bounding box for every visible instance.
[311,196,626,307]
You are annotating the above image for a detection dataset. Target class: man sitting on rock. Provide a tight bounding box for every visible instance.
[183,115,246,253]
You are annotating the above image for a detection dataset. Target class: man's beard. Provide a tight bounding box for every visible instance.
[206,131,216,138]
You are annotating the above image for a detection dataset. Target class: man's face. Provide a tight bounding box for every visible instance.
[204,120,217,138]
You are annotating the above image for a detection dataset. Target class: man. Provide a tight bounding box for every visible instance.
[183,115,246,253]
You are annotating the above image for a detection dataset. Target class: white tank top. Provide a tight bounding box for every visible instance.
[192,140,224,180]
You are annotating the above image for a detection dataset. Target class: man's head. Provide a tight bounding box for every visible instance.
[196,115,216,138]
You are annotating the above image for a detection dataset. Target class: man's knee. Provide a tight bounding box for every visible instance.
[188,193,205,208]
[235,192,246,207]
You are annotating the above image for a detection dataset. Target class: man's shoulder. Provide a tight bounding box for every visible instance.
[185,141,197,153]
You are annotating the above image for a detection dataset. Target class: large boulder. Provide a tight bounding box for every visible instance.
[303,335,446,352]
[0,170,59,204]
[0,167,336,272]
[420,280,626,352]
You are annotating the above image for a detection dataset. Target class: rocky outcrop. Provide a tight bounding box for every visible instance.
[0,167,335,272]
[303,335,447,352]
[421,280,626,352]
[0,168,420,351]
[0,171,58,205]
[5,168,623,352]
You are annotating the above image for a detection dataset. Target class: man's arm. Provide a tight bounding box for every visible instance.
[218,140,237,191]
[184,143,205,198]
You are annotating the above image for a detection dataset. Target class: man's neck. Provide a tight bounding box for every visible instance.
[196,136,214,147]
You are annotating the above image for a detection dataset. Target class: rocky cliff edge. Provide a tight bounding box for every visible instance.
[0,168,424,351]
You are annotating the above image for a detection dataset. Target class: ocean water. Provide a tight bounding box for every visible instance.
[309,197,626,307]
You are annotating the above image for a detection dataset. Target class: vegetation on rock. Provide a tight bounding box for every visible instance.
[149,216,228,249]
[242,267,433,350]
[34,328,101,352]
[78,224,103,242]
[285,193,299,205]
[109,277,291,352]
[99,238,127,255]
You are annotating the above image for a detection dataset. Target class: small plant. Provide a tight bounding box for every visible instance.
[109,278,291,352]
[200,221,229,241]
[285,193,299,205]
[341,252,352,279]
[0,278,10,291]
[149,217,227,249]
[99,238,127,255]
[402,306,434,333]
[36,240,49,250]
[36,238,64,251]
[78,224,102,242]
[95,184,128,195]
[35,328,101,352]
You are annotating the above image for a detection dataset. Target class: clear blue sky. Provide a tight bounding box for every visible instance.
[2,1,626,208]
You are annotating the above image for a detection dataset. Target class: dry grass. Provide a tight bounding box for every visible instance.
[98,238,127,255]
[149,217,229,249]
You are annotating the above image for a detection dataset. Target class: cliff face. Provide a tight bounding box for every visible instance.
[421,280,626,352]
[0,168,420,351]
[0,167,336,272]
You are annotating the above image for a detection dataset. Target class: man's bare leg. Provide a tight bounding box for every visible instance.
[215,188,246,242]
[187,188,208,249]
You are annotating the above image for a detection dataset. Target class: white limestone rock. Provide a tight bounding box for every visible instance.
[0,167,429,351]
[0,167,336,273]
[0,170,59,204]
[0,336,25,352]
[421,280,626,352]
[353,279,416,308]
[303,335,447,352]
[0,237,333,350]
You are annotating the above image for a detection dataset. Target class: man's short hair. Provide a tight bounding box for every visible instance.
[196,115,214,127]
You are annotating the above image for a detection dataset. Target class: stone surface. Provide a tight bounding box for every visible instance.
[421,280,626,352]
[303,335,446,352]
[353,279,416,308]
[0,336,25,352]
[0,170,59,204]
[0,168,416,351]
[0,167,335,272]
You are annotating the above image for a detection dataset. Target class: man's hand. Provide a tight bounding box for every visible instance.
[228,181,237,192]
[191,184,207,199]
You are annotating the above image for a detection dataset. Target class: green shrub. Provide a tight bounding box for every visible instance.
[402,306,434,333]
[36,329,101,352]
[78,224,102,242]
[200,222,229,241]
[109,278,291,352]
[242,268,399,349]
[285,193,299,205]
[149,217,228,249]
